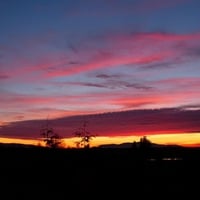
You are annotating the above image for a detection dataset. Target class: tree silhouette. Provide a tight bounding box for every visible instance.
[40,119,63,148]
[74,121,95,148]
[139,136,152,150]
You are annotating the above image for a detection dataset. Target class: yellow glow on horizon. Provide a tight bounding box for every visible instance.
[62,136,140,148]
[149,133,200,146]
[0,132,200,148]
[0,137,43,146]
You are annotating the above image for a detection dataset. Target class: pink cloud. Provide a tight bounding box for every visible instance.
[154,77,200,87]
[3,31,200,82]
[44,53,169,78]
[134,32,200,42]
[110,84,200,109]
[0,93,56,106]
[1,31,200,125]
[1,74,200,123]
[0,74,9,79]
[42,32,200,78]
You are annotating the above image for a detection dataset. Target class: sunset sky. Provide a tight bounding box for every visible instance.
[0,0,200,147]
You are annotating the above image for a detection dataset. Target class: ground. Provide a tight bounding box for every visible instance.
[0,146,199,198]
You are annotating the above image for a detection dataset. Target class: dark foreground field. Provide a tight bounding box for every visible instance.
[0,146,200,198]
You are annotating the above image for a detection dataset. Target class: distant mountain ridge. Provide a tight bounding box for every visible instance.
[97,142,182,148]
[0,142,38,148]
[0,141,182,149]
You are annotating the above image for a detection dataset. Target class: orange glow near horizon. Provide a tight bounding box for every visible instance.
[148,133,200,147]
[1,133,200,148]
[0,137,43,146]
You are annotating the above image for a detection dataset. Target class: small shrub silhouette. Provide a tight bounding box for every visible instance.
[74,121,96,148]
[40,120,63,148]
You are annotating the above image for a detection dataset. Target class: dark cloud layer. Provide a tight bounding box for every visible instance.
[1,107,199,139]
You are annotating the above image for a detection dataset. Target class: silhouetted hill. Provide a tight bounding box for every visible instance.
[0,141,182,149]
[98,142,133,148]
[0,142,39,148]
[0,142,200,197]
[98,141,181,148]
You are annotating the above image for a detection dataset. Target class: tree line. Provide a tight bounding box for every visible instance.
[40,120,152,149]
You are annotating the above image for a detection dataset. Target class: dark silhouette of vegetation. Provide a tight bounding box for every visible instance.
[132,141,137,148]
[139,136,152,150]
[40,119,63,148]
[1,144,200,197]
[74,121,96,148]
[131,136,152,150]
[137,136,152,160]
